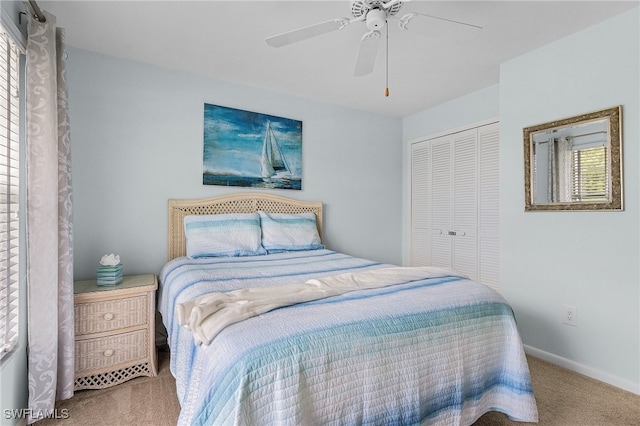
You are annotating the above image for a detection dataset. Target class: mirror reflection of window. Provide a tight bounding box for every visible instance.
[531,118,609,204]
[523,106,622,211]
[570,135,608,202]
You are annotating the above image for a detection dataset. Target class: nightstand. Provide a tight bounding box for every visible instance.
[73,274,158,390]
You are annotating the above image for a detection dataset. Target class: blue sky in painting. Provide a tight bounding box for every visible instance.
[203,104,302,178]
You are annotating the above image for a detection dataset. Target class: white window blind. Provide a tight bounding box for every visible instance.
[0,28,21,359]
[572,144,608,202]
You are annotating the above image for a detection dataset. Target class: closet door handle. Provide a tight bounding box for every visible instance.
[448,231,456,236]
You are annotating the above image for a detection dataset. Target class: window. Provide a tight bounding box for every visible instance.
[572,145,608,202]
[0,27,21,360]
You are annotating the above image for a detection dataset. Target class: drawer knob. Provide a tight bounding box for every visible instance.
[103,349,114,357]
[103,312,114,321]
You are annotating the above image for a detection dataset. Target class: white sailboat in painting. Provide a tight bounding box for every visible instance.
[260,121,291,183]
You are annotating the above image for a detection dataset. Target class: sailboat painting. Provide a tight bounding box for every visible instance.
[202,103,302,190]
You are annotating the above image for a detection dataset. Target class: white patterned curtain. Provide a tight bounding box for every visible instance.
[547,136,573,203]
[557,136,573,202]
[546,137,557,202]
[26,12,74,423]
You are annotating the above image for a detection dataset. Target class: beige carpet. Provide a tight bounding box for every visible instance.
[37,349,639,426]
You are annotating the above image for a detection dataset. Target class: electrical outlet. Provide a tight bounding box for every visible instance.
[562,305,578,326]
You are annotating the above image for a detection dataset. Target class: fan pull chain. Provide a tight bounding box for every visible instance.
[385,22,390,97]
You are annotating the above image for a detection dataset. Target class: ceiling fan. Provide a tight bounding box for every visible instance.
[265,0,483,93]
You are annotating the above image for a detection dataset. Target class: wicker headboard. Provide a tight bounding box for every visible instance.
[167,192,323,261]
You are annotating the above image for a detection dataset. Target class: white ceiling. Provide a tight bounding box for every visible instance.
[39,1,638,117]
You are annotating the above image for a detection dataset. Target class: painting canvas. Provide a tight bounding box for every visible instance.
[203,103,302,190]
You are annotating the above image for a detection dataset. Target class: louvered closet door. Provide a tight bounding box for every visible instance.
[410,140,431,266]
[478,123,500,289]
[451,129,478,280]
[409,121,499,289]
[430,135,453,269]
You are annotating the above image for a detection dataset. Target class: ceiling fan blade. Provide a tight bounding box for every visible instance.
[354,30,381,77]
[381,0,407,10]
[398,12,482,42]
[266,18,351,48]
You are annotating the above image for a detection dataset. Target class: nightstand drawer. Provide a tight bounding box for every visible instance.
[75,329,148,374]
[75,294,149,336]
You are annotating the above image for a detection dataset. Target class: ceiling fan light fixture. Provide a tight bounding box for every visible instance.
[265,0,482,84]
[366,8,387,30]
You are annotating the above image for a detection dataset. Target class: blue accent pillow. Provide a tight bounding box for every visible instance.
[184,213,266,258]
[258,211,324,253]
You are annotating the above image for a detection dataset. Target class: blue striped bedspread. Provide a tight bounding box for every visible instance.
[159,249,538,425]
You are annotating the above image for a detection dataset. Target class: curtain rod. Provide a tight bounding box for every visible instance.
[568,131,606,140]
[28,0,47,23]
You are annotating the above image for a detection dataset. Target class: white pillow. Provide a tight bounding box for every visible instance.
[258,211,324,253]
[184,213,266,258]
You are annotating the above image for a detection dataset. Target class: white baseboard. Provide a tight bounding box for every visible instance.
[524,345,640,395]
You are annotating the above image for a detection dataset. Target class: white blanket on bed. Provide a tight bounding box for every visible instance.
[177,266,462,345]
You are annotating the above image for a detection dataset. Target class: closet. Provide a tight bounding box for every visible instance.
[410,121,500,290]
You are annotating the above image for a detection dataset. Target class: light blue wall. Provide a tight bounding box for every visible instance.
[67,48,403,280]
[402,84,500,143]
[499,8,639,392]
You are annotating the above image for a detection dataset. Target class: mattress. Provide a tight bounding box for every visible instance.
[159,249,538,425]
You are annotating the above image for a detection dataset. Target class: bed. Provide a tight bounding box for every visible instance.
[159,192,538,425]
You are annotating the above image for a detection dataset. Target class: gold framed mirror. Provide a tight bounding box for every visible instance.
[524,106,623,211]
